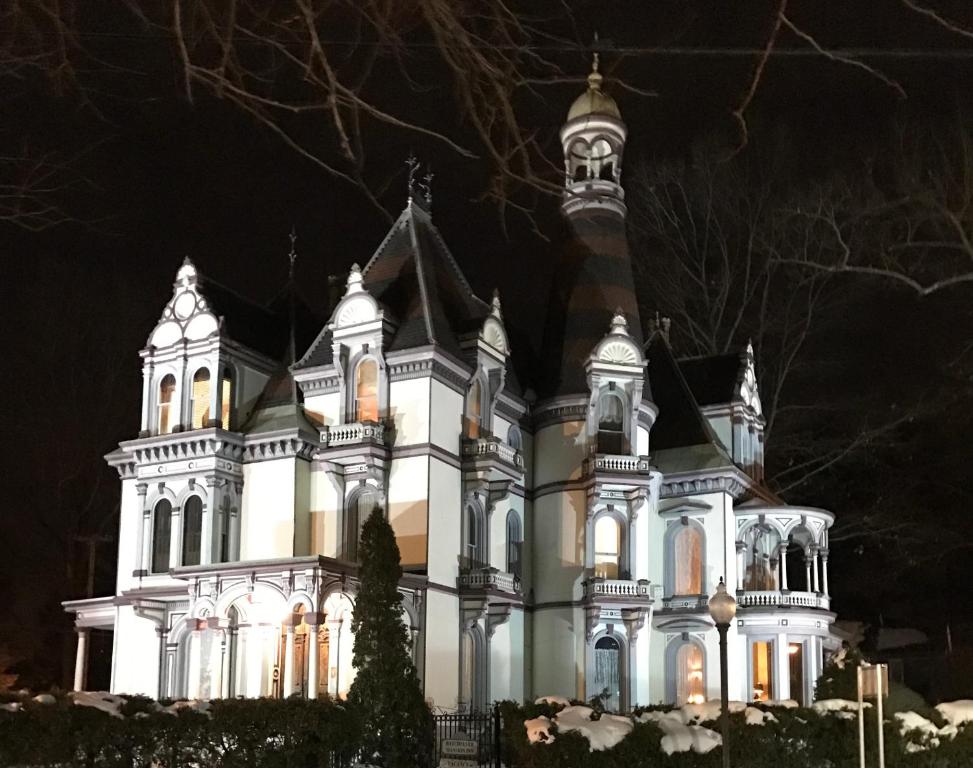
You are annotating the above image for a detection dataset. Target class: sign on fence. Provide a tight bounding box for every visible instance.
[439,737,477,768]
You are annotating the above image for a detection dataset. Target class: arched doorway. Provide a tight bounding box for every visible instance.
[593,635,621,711]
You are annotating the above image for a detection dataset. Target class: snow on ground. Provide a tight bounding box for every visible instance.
[161,699,211,717]
[895,711,960,753]
[936,700,973,727]
[555,706,633,751]
[31,694,56,705]
[0,702,21,712]
[812,699,868,719]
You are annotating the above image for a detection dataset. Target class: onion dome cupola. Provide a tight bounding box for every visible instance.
[561,54,627,218]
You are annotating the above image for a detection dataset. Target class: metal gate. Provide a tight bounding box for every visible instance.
[433,704,503,768]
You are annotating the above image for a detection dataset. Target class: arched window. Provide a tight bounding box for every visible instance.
[218,495,232,563]
[597,390,626,454]
[466,378,483,438]
[593,635,621,711]
[462,626,486,711]
[593,515,621,579]
[157,375,176,434]
[464,502,485,568]
[182,496,203,566]
[590,138,615,181]
[220,366,233,429]
[675,642,705,705]
[151,499,172,573]
[191,368,211,429]
[506,425,523,452]
[506,512,523,579]
[743,525,781,591]
[569,139,590,181]
[673,524,704,595]
[344,488,380,561]
[354,359,379,422]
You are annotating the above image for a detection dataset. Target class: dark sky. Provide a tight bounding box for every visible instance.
[1,1,972,688]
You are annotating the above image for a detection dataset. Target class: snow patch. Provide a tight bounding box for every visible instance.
[936,700,973,728]
[534,695,570,708]
[525,715,554,744]
[895,711,959,753]
[745,706,778,725]
[70,691,127,718]
[32,694,56,705]
[0,702,21,712]
[555,706,633,751]
[763,699,799,708]
[161,699,212,717]
[813,698,869,720]
[655,719,721,755]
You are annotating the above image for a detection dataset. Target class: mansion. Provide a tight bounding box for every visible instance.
[65,59,839,711]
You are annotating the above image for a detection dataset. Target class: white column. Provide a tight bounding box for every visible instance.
[776,633,790,702]
[208,355,221,427]
[140,362,153,434]
[137,484,150,573]
[812,546,821,593]
[282,624,295,697]
[307,624,319,699]
[169,504,182,569]
[202,478,218,565]
[735,542,746,589]
[73,628,90,691]
[778,544,789,591]
[820,549,830,595]
[156,627,169,699]
[328,619,343,697]
[804,552,812,592]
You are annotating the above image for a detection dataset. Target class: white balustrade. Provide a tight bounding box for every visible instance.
[737,590,830,610]
[583,578,652,601]
[461,437,524,470]
[457,567,522,595]
[591,454,652,473]
[320,421,387,448]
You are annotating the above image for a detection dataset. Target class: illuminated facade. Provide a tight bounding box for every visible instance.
[64,60,839,709]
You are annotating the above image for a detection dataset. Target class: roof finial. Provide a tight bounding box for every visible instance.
[420,168,434,211]
[406,153,420,204]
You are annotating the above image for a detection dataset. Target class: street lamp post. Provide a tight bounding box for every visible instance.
[709,577,737,768]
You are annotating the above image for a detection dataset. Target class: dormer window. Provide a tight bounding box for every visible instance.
[466,377,484,438]
[597,389,626,454]
[191,368,211,429]
[157,375,176,435]
[354,358,379,422]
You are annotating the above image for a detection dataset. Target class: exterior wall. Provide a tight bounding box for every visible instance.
[532,606,584,700]
[115,479,142,592]
[392,377,432,446]
[429,379,462,450]
[309,462,343,556]
[427,457,461,585]
[424,590,460,707]
[490,608,526,702]
[387,456,429,568]
[241,458,297,560]
[112,607,161,696]
[304,391,341,427]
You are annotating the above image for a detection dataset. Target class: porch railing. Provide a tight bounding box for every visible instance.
[737,589,830,610]
[458,566,522,595]
[583,577,652,601]
[588,454,652,473]
[320,421,387,448]
[461,436,524,471]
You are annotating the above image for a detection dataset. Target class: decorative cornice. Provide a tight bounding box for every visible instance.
[660,473,750,499]
[242,436,317,463]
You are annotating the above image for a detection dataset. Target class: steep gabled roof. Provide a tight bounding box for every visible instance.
[645,333,717,451]
[677,352,742,407]
[294,202,492,370]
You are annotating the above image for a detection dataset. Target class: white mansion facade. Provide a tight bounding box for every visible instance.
[65,61,839,710]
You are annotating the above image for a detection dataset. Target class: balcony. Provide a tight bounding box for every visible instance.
[320,421,387,449]
[660,594,709,612]
[737,590,831,611]
[583,577,653,607]
[457,566,522,596]
[589,454,652,474]
[462,436,524,471]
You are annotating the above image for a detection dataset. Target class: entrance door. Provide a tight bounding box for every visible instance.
[594,636,621,711]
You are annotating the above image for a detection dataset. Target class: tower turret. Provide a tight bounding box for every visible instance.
[560,54,627,218]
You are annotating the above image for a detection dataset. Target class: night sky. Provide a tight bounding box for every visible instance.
[1,1,971,691]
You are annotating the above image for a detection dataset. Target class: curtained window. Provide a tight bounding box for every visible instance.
[191,368,211,429]
[157,375,176,434]
[151,500,172,573]
[354,359,379,422]
[675,643,705,705]
[182,496,203,566]
[674,525,703,594]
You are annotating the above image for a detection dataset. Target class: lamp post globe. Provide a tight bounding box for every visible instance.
[709,577,736,768]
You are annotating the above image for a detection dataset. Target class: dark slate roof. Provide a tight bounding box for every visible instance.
[539,208,643,397]
[239,366,320,436]
[677,352,742,407]
[295,202,493,370]
[197,274,291,360]
[645,333,716,451]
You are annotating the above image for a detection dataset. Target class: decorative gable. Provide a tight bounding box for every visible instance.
[148,258,220,348]
[479,292,510,356]
[736,342,763,417]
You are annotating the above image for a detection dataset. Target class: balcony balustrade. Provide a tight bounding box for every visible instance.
[660,594,709,611]
[583,577,652,603]
[737,590,830,611]
[320,421,387,449]
[461,436,524,471]
[457,566,522,596]
[587,454,653,474]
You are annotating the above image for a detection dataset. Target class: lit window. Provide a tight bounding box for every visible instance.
[674,525,703,595]
[191,368,211,429]
[182,496,203,566]
[157,375,176,434]
[594,515,621,579]
[752,640,774,702]
[597,391,626,454]
[676,643,705,705]
[151,500,172,573]
[466,378,483,438]
[743,525,780,591]
[590,138,615,181]
[220,367,233,429]
[465,503,484,568]
[788,642,804,706]
[355,359,379,422]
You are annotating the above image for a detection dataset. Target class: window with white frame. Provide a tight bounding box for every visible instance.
[344,488,380,561]
[157,375,176,434]
[506,512,522,579]
[220,366,233,429]
[465,377,484,438]
[675,641,705,705]
[597,388,626,454]
[593,514,622,579]
[743,524,781,591]
[151,499,172,573]
[354,358,379,422]
[463,501,486,568]
[672,523,704,595]
[181,495,203,566]
[190,368,211,429]
[751,639,775,702]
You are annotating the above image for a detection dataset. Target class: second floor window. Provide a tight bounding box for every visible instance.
[182,496,203,566]
[354,359,379,422]
[151,499,172,573]
[466,378,483,438]
[597,390,626,454]
[506,513,522,579]
[157,375,176,434]
[593,515,621,579]
[220,367,233,429]
[673,524,704,595]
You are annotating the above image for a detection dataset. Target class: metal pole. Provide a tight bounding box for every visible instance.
[719,622,730,768]
[857,665,865,768]
[876,665,885,768]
